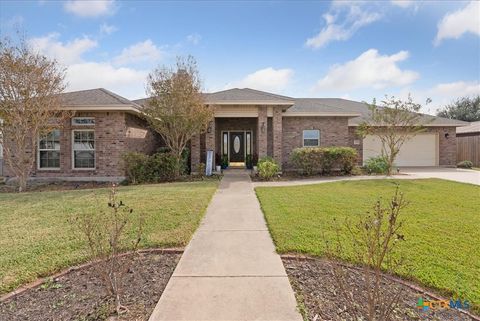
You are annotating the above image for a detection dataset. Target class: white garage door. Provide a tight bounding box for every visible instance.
[363,134,438,166]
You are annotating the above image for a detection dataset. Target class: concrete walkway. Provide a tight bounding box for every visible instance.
[252,174,418,187]
[253,168,480,188]
[401,167,480,185]
[149,170,302,321]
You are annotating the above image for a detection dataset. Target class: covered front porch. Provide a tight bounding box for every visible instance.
[190,88,296,173]
[190,110,285,172]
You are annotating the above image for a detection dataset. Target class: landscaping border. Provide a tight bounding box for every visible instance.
[0,247,184,303]
[281,254,480,321]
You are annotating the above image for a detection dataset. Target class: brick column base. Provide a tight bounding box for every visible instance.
[272,108,283,168]
[205,119,216,171]
[190,133,200,173]
[257,106,268,159]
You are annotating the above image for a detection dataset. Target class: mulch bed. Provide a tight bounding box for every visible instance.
[282,256,477,321]
[0,176,222,193]
[0,181,112,193]
[0,252,181,321]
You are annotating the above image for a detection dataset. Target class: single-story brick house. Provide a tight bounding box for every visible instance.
[1,87,467,182]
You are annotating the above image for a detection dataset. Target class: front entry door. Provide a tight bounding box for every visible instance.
[229,132,245,162]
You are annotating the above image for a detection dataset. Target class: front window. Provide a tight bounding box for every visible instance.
[73,130,95,169]
[303,130,320,147]
[38,130,60,169]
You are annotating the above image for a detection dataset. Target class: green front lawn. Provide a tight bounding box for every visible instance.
[0,181,218,294]
[256,179,480,308]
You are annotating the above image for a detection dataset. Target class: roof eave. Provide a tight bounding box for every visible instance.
[61,105,141,113]
[348,123,468,127]
[284,112,361,117]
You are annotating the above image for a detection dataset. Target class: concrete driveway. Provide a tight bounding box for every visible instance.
[400,167,480,185]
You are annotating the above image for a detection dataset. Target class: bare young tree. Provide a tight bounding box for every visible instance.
[0,37,70,191]
[326,187,408,321]
[72,184,144,316]
[143,56,213,178]
[357,95,430,175]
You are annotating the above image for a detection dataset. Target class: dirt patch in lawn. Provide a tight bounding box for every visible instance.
[0,252,180,321]
[283,257,476,321]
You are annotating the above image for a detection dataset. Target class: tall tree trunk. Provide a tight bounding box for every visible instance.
[174,150,183,179]
[18,172,28,192]
[387,153,396,176]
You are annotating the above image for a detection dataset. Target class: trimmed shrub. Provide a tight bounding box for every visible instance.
[157,147,190,175]
[257,156,279,180]
[123,151,180,184]
[123,152,151,184]
[457,160,473,169]
[290,147,324,175]
[364,156,390,175]
[196,162,206,177]
[290,146,358,175]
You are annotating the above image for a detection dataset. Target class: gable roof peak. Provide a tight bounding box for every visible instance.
[204,87,294,104]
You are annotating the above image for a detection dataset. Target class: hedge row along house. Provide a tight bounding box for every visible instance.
[1,87,467,182]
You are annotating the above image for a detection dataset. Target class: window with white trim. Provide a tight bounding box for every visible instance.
[38,130,60,169]
[303,130,320,147]
[73,130,95,169]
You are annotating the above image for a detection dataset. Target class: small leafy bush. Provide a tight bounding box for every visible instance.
[220,154,229,169]
[257,156,279,180]
[123,152,150,184]
[364,156,391,175]
[123,151,182,184]
[290,146,358,175]
[196,162,206,178]
[457,160,473,169]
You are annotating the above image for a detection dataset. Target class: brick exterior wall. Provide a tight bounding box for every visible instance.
[125,113,163,154]
[348,126,363,164]
[347,126,458,166]
[191,134,201,172]
[282,116,349,169]
[436,127,457,166]
[4,111,163,180]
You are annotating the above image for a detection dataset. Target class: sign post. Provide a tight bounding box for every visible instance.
[206,150,213,176]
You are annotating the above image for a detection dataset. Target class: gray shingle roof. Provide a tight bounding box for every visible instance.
[60,88,139,107]
[204,88,294,104]
[63,88,468,127]
[286,98,359,114]
[287,98,467,126]
[457,121,480,134]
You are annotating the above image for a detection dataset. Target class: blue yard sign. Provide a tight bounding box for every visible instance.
[206,150,213,176]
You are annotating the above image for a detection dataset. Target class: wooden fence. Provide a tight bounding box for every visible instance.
[457,135,480,166]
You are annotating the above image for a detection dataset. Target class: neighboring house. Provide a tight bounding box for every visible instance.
[2,87,467,182]
[456,121,480,166]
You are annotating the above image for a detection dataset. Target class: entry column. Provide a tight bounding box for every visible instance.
[190,133,201,173]
[257,106,268,159]
[205,118,216,171]
[272,107,283,168]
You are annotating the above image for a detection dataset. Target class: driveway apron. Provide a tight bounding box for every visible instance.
[149,170,302,321]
